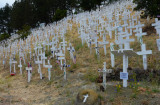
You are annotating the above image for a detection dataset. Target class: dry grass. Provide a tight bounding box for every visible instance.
[77,89,98,104]
[0,4,160,105]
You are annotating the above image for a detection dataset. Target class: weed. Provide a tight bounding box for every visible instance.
[115,83,122,93]
[72,63,77,69]
[75,41,83,51]
[25,85,29,88]
[84,69,99,82]
[129,79,140,93]
[145,86,152,95]
[141,100,149,105]
[56,85,61,88]
[98,94,104,100]
[94,52,98,59]
[152,88,160,93]
[66,90,70,97]
[45,50,52,57]
[129,72,140,93]
[131,93,137,99]
[47,80,53,85]
[109,97,114,102]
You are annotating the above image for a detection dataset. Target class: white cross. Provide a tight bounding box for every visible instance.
[12,59,17,73]
[35,56,43,79]
[83,94,89,103]
[62,61,70,80]
[110,43,115,67]
[135,21,144,29]
[9,57,12,74]
[26,66,32,82]
[112,33,137,87]
[46,38,51,51]
[18,57,23,74]
[61,37,67,54]
[93,42,103,60]
[98,62,112,90]
[67,43,75,60]
[137,44,152,70]
[135,28,147,41]
[44,60,52,81]
[42,52,47,66]
[56,49,65,70]
[99,34,109,55]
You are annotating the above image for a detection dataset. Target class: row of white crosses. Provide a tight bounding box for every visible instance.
[0,0,152,87]
[35,44,43,79]
[152,18,160,51]
[0,8,75,82]
[112,23,138,87]
[134,21,152,70]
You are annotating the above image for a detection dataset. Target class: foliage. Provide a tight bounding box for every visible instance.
[107,0,121,4]
[84,69,99,82]
[53,9,67,22]
[115,83,122,93]
[129,79,140,93]
[0,3,12,35]
[0,0,106,41]
[17,25,31,40]
[80,0,104,11]
[75,40,83,51]
[0,32,11,41]
[133,0,160,17]
[45,50,52,57]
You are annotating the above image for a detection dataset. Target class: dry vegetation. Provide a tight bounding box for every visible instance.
[0,6,160,105]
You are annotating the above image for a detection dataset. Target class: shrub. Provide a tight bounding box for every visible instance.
[0,32,10,41]
[17,25,31,40]
[53,9,67,22]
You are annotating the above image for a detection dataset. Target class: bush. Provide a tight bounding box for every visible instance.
[0,33,11,41]
[53,9,67,22]
[17,25,31,40]
[133,0,160,18]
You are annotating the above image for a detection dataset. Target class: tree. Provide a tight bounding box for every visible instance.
[133,0,160,17]
[11,0,35,30]
[0,3,12,35]
[80,0,95,11]
[53,9,67,22]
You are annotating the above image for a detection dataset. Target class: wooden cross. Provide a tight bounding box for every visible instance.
[62,61,70,80]
[94,42,103,60]
[67,43,75,60]
[98,62,112,90]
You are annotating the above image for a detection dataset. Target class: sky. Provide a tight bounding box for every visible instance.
[0,0,15,8]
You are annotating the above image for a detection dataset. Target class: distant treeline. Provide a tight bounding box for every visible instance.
[0,0,159,41]
[0,0,106,36]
